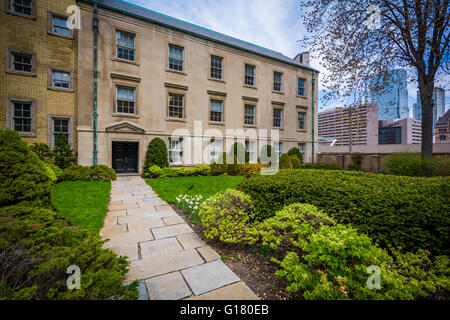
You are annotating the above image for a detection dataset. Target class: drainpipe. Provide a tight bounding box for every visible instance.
[92,3,99,165]
[311,71,316,163]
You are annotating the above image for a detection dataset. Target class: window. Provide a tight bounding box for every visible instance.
[274,72,282,91]
[210,55,223,79]
[169,45,184,71]
[116,86,136,114]
[273,108,283,128]
[210,139,223,162]
[116,31,135,61]
[169,138,183,164]
[274,142,282,160]
[168,93,184,119]
[297,112,306,130]
[11,0,32,16]
[245,140,256,163]
[244,104,255,125]
[51,15,70,36]
[298,78,306,96]
[298,143,305,161]
[210,100,223,122]
[245,64,255,86]
[52,70,71,89]
[52,118,70,145]
[12,102,32,133]
[12,52,32,73]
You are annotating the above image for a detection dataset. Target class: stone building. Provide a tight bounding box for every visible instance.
[0,0,77,148]
[435,109,450,144]
[76,0,319,174]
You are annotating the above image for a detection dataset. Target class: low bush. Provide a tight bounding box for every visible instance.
[238,163,267,175]
[290,156,301,169]
[53,133,76,169]
[0,205,138,299]
[146,165,163,178]
[43,163,57,184]
[384,153,449,177]
[238,169,450,255]
[273,224,412,300]
[62,165,117,181]
[198,189,255,243]
[46,163,63,181]
[0,130,53,208]
[247,203,336,252]
[279,154,293,169]
[300,163,341,170]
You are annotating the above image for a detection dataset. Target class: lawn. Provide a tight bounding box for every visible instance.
[146,176,244,203]
[52,181,111,233]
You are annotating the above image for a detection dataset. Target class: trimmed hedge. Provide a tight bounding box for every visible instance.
[143,138,169,174]
[62,165,117,181]
[0,130,54,209]
[301,163,341,170]
[384,153,450,177]
[238,169,450,255]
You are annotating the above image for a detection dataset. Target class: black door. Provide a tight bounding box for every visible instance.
[112,142,138,173]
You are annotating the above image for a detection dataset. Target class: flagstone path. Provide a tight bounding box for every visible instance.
[100,176,259,300]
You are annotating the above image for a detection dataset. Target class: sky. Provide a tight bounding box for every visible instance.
[127,0,449,115]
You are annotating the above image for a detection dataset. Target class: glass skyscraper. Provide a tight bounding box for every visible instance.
[415,88,446,129]
[366,69,409,120]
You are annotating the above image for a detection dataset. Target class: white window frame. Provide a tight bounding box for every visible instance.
[244,104,256,125]
[274,142,282,160]
[274,71,282,92]
[298,143,306,162]
[169,138,184,164]
[52,117,70,146]
[116,86,136,115]
[298,111,306,130]
[168,44,184,71]
[210,55,223,79]
[210,99,224,122]
[273,108,283,128]
[210,139,223,163]
[168,93,184,119]
[245,140,256,163]
[116,30,136,62]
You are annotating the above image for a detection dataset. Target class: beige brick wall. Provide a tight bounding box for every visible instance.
[0,0,77,149]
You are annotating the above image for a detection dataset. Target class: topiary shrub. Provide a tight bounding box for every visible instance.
[290,155,301,169]
[247,203,336,251]
[89,165,117,181]
[238,169,450,255]
[0,205,139,300]
[53,133,76,169]
[229,142,249,164]
[0,130,53,208]
[198,189,255,243]
[287,147,303,163]
[143,138,169,174]
[279,153,293,169]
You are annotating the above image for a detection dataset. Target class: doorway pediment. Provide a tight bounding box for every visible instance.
[105,121,145,134]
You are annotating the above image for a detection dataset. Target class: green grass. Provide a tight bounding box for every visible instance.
[146,176,244,203]
[52,181,111,233]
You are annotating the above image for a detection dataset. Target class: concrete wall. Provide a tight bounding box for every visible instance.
[318,144,450,171]
[77,2,319,173]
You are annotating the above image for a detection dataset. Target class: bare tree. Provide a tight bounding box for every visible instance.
[300,0,449,158]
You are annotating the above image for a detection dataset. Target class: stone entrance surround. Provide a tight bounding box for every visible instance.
[100,176,259,300]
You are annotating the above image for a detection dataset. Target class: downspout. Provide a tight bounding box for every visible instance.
[92,3,99,165]
[311,71,316,163]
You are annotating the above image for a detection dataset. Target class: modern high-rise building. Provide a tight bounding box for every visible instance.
[415,87,446,128]
[367,69,409,120]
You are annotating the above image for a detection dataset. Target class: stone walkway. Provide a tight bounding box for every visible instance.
[100,176,259,300]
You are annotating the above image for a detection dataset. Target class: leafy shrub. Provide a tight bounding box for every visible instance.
[434,155,450,176]
[198,189,255,243]
[190,164,211,176]
[227,156,240,176]
[229,142,249,164]
[290,155,301,169]
[159,167,183,178]
[279,154,293,169]
[273,224,411,300]
[384,153,447,177]
[62,165,116,181]
[259,145,275,165]
[43,163,57,184]
[301,163,341,170]
[143,138,169,174]
[0,205,138,300]
[30,142,54,163]
[247,203,336,251]
[0,130,53,208]
[238,163,267,175]
[238,169,450,255]
[46,163,63,181]
[347,163,358,170]
[147,165,163,178]
[53,133,76,169]
[287,147,303,163]
[210,152,229,175]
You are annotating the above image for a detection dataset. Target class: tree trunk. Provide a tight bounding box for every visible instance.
[419,83,434,159]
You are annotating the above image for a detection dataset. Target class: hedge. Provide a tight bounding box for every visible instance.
[62,165,117,181]
[143,138,169,174]
[238,169,450,255]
